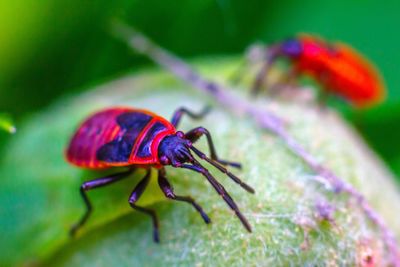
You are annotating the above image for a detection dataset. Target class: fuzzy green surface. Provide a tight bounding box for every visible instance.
[1,60,399,266]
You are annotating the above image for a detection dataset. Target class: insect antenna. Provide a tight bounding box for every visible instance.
[180,159,252,232]
[190,146,255,194]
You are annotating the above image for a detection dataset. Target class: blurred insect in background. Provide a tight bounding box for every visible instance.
[66,106,254,242]
[234,34,386,108]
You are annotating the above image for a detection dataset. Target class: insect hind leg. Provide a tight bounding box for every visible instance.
[70,169,134,237]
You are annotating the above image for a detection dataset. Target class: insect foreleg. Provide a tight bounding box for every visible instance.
[185,126,241,169]
[170,106,211,128]
[158,168,211,224]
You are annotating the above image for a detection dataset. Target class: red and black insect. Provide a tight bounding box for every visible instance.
[251,34,385,107]
[66,106,254,242]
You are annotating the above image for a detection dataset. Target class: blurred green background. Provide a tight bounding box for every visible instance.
[0,0,399,177]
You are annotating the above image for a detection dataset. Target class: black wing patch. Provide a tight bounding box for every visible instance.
[96,112,152,162]
[137,122,167,158]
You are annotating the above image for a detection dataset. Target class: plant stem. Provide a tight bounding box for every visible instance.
[111,20,399,265]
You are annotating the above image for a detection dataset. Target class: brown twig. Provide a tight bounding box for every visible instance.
[111,20,399,265]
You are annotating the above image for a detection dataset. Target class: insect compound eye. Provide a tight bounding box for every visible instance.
[176,131,184,138]
[160,155,170,165]
[281,39,302,58]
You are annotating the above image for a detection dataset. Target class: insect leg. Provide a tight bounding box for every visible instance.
[170,106,211,128]
[284,66,300,87]
[128,169,160,243]
[190,146,255,194]
[158,168,211,224]
[229,44,267,85]
[252,60,271,95]
[268,66,300,97]
[316,72,333,109]
[185,126,241,169]
[180,161,252,232]
[70,169,134,237]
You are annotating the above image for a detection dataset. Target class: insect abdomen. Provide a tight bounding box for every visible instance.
[66,108,131,168]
